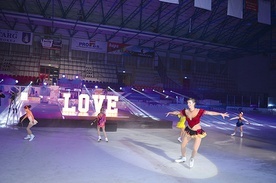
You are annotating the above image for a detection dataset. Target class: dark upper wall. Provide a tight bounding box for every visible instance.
[228,54,276,97]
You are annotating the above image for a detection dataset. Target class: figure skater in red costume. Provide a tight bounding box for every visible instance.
[166,98,229,168]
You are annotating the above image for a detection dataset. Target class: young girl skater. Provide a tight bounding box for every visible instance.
[175,114,186,142]
[230,112,250,137]
[95,108,108,142]
[21,105,38,141]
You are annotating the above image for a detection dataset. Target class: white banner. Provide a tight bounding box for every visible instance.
[227,0,243,19]
[41,39,62,50]
[258,0,271,25]
[159,0,179,4]
[71,38,107,53]
[41,39,53,48]
[194,0,212,11]
[0,29,33,45]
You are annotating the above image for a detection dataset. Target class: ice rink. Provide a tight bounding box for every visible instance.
[0,102,276,183]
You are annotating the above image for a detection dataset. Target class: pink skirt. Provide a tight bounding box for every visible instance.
[97,122,106,128]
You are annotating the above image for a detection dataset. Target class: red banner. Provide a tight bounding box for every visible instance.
[245,0,258,12]
[108,42,155,58]
[107,42,129,54]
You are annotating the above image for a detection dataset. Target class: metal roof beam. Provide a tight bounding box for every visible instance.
[56,0,66,18]
[120,0,149,27]
[131,2,187,46]
[157,1,190,34]
[83,0,102,21]
[181,8,207,37]
[101,0,127,25]
[14,0,27,13]
[170,2,182,36]
[35,0,51,17]
[0,10,17,29]
[120,2,168,44]
[199,0,222,40]
[106,0,150,41]
[99,0,128,41]
[21,0,38,32]
[64,0,78,18]
[162,1,194,35]
[139,2,164,32]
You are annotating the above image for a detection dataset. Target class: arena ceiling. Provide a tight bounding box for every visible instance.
[0,0,275,61]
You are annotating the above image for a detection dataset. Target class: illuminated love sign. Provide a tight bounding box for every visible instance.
[62,93,119,117]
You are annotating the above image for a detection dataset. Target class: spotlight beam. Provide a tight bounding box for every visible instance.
[108,87,147,116]
[170,90,190,99]
[132,88,166,105]
[108,87,158,119]
[83,85,95,111]
[83,85,93,98]
[153,90,174,99]
[4,83,32,126]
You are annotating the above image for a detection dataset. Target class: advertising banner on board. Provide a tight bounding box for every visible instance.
[123,45,155,58]
[41,39,62,50]
[0,28,33,45]
[107,42,154,58]
[107,42,129,54]
[71,38,107,53]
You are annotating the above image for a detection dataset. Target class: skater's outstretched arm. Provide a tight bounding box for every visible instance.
[166,111,181,117]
